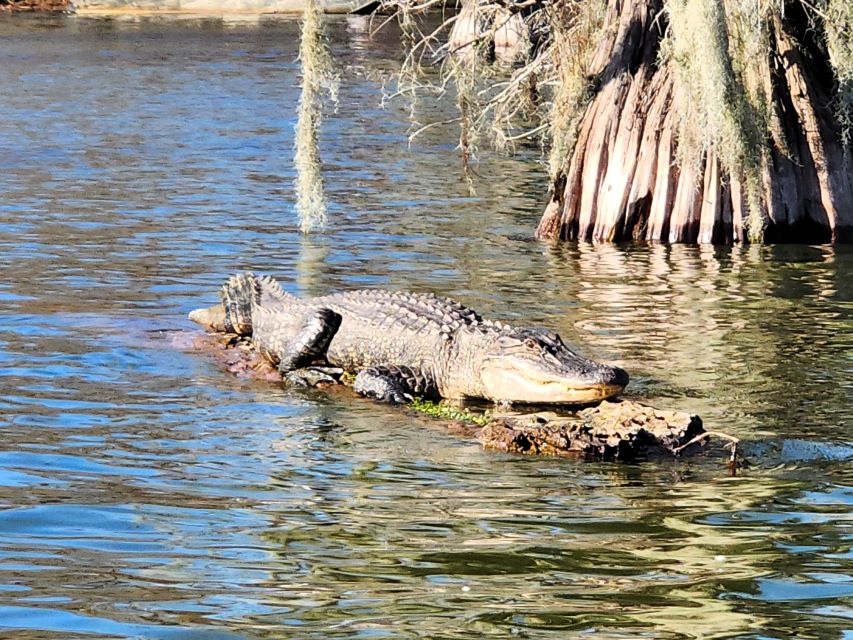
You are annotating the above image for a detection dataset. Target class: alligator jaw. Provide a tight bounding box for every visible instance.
[483,380,627,405]
[556,383,626,404]
[478,340,630,405]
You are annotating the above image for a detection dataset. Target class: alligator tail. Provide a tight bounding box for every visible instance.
[220,273,261,335]
[254,274,298,306]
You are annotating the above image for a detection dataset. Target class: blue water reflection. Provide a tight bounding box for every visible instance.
[0,12,850,640]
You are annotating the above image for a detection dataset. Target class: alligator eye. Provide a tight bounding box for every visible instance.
[524,338,537,349]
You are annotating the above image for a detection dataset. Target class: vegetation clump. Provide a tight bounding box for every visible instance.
[409,397,491,426]
[662,0,767,241]
[295,0,339,234]
[825,0,853,150]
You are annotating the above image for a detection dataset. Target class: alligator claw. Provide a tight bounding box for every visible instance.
[283,366,342,388]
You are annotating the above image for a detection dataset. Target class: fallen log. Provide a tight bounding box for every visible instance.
[480,400,718,461]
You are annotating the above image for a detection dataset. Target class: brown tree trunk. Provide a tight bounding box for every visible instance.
[536,0,853,244]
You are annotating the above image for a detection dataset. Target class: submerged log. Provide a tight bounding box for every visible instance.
[536,0,853,244]
[170,330,283,381]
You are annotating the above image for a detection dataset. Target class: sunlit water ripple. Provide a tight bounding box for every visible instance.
[0,13,850,640]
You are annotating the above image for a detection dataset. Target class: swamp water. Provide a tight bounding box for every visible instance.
[0,15,851,640]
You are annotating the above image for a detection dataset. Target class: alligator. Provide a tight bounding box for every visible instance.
[189,273,629,405]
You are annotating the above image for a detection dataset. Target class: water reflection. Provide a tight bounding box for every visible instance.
[0,14,850,640]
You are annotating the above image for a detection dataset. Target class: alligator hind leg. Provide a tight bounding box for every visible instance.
[353,365,439,405]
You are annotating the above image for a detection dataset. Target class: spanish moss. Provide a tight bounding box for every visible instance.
[295,0,339,234]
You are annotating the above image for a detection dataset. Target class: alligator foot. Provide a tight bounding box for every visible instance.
[353,368,413,404]
[283,366,345,388]
[352,365,441,405]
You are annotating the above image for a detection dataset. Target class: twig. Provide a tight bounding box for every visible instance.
[408,116,463,142]
[502,121,549,141]
[673,430,741,461]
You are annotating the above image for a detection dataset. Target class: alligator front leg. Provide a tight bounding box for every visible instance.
[353,365,439,405]
[275,308,343,372]
[251,307,342,373]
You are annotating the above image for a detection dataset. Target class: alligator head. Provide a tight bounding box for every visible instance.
[477,328,629,404]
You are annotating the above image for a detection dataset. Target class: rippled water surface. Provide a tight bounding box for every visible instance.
[0,14,851,640]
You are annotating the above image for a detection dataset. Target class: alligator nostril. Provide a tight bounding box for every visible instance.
[610,366,630,388]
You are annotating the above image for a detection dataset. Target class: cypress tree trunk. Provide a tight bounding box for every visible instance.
[536,0,853,244]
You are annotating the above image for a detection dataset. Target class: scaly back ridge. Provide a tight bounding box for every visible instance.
[220,272,260,335]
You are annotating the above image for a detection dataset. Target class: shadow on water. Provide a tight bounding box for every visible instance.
[0,13,850,640]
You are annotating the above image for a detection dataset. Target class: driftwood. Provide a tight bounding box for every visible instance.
[479,400,738,463]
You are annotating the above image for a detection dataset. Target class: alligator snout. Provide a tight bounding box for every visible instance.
[600,364,630,389]
[573,359,629,389]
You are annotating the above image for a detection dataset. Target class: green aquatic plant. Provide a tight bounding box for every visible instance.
[294,0,339,234]
[409,397,491,426]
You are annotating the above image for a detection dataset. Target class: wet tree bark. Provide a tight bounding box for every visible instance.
[536,0,853,244]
